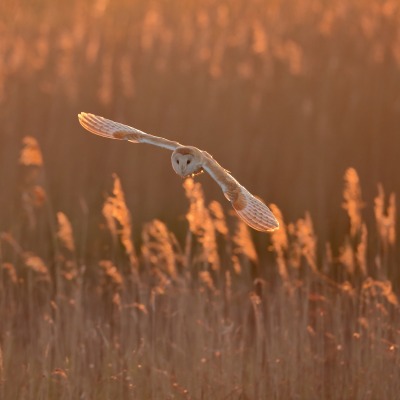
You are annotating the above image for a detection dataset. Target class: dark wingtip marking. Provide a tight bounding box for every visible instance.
[232,194,246,211]
[113,131,126,139]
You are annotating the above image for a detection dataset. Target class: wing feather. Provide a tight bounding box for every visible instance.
[231,186,279,232]
[78,112,182,150]
[203,155,279,232]
[78,113,279,232]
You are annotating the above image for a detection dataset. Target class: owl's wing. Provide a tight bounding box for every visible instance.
[78,112,183,151]
[202,154,279,232]
[78,113,278,232]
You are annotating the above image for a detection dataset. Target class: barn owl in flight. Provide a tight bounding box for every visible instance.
[78,113,279,232]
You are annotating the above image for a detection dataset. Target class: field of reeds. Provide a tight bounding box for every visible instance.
[1,0,400,398]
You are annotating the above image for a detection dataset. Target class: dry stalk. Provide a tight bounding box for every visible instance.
[18,136,46,230]
[56,212,76,253]
[269,203,289,280]
[141,219,179,279]
[374,184,396,249]
[342,167,364,237]
[231,213,258,264]
[183,178,220,270]
[102,174,138,270]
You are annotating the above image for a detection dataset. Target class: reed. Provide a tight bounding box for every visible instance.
[0,137,398,399]
[1,0,399,397]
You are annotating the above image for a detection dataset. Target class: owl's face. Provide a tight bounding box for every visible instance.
[171,147,203,178]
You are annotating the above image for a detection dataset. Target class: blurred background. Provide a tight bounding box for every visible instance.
[1,0,399,248]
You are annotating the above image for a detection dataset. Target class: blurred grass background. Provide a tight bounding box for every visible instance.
[1,0,400,398]
[1,0,399,245]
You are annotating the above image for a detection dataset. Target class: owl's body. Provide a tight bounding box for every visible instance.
[78,112,279,232]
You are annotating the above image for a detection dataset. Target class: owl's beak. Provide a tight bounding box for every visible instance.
[180,165,186,176]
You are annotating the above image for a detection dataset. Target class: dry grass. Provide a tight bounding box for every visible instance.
[1,0,400,398]
[1,0,399,236]
[0,138,399,399]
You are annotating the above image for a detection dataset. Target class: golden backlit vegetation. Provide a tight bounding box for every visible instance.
[0,0,399,235]
[1,0,400,398]
[0,136,399,399]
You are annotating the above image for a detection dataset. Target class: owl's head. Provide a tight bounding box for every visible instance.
[171,147,204,178]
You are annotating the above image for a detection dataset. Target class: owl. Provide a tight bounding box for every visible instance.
[78,113,279,232]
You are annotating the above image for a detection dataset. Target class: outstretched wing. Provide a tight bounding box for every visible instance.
[78,113,278,232]
[202,154,279,232]
[78,112,183,151]
[227,185,279,232]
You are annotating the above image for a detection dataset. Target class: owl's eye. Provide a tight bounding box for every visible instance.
[187,159,191,165]
[176,159,180,165]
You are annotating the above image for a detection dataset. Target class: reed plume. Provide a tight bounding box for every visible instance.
[208,201,229,237]
[19,137,43,167]
[1,263,18,285]
[295,212,317,273]
[183,178,220,271]
[23,253,50,282]
[56,212,76,253]
[18,136,46,230]
[374,184,396,249]
[342,168,364,238]
[141,219,179,279]
[269,203,289,280]
[231,213,258,265]
[102,174,138,270]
